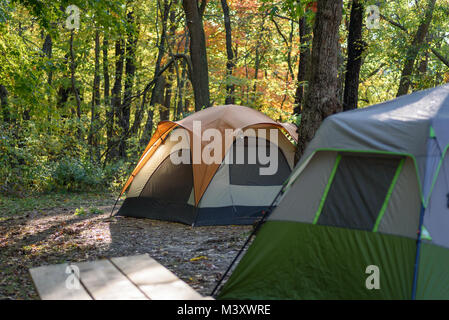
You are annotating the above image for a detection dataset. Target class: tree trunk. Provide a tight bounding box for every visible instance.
[293,15,311,115]
[42,33,53,85]
[89,29,101,162]
[119,11,138,158]
[220,0,235,104]
[396,0,436,97]
[252,15,266,100]
[297,0,343,159]
[176,28,190,118]
[110,38,125,159]
[343,0,365,111]
[150,0,171,107]
[0,84,9,123]
[103,35,114,163]
[140,0,171,147]
[182,0,210,110]
[69,30,82,139]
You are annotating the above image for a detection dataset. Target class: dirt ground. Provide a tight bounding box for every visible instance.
[0,198,252,300]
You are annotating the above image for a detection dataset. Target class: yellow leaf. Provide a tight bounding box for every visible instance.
[189,255,207,262]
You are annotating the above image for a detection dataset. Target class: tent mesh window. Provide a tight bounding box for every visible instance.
[229,136,291,186]
[317,153,402,231]
[139,149,193,203]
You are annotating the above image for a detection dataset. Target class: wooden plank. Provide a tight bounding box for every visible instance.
[77,259,148,300]
[111,254,203,300]
[29,263,92,300]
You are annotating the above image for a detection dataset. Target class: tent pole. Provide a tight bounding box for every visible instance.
[411,204,425,300]
[109,195,121,218]
[210,182,288,297]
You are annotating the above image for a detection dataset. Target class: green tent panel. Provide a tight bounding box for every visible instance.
[219,221,417,300]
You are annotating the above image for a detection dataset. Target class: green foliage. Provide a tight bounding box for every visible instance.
[73,207,88,216]
[50,157,103,192]
[1,0,448,201]
[89,207,102,214]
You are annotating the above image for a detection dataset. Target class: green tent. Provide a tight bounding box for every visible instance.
[218,84,449,299]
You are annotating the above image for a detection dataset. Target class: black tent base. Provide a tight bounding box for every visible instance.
[116,197,267,226]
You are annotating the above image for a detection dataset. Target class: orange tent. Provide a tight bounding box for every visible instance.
[117,105,298,226]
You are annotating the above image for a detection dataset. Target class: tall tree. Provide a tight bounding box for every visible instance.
[176,28,190,118]
[220,0,235,105]
[89,28,101,162]
[297,0,343,159]
[0,84,9,123]
[69,30,82,138]
[161,6,178,121]
[293,14,311,115]
[182,0,210,110]
[343,0,365,111]
[42,33,53,85]
[110,37,125,159]
[103,34,114,163]
[396,0,436,97]
[140,0,171,147]
[119,10,138,158]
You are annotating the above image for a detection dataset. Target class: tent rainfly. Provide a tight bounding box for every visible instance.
[115,105,298,226]
[219,84,449,299]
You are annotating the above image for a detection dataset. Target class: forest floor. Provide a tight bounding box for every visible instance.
[0,193,252,300]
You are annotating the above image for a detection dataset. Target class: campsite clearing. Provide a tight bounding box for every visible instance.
[0,195,251,300]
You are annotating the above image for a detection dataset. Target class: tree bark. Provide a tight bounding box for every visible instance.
[252,15,267,101]
[182,0,210,110]
[42,33,53,85]
[69,30,82,139]
[396,0,436,97]
[343,0,365,111]
[140,0,171,148]
[110,38,125,159]
[0,84,9,123]
[103,35,114,163]
[297,0,343,159]
[176,29,190,118]
[150,0,171,107]
[294,15,311,115]
[220,0,235,104]
[119,11,138,158]
[89,29,101,162]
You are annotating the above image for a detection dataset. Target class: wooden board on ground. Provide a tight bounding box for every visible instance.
[29,254,211,300]
[29,263,91,300]
[111,254,203,300]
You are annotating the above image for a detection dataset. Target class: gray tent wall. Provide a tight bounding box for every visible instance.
[218,85,449,299]
[270,151,421,237]
[282,85,449,298]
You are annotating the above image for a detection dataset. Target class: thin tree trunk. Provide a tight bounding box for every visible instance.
[176,29,190,118]
[182,0,210,110]
[293,15,311,115]
[119,10,138,158]
[297,0,343,159]
[110,38,125,159]
[253,16,266,98]
[103,35,114,163]
[161,8,177,121]
[150,0,171,107]
[343,0,365,111]
[0,84,9,123]
[69,30,82,139]
[89,29,101,162]
[42,33,53,85]
[396,0,436,97]
[221,0,235,104]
